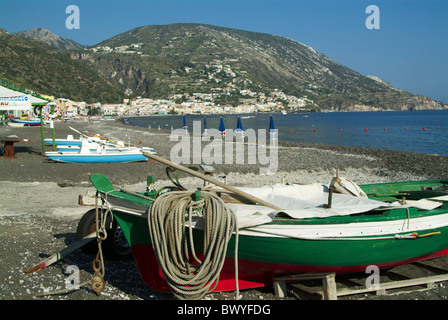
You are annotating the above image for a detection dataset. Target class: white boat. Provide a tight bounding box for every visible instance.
[44,134,112,147]
[45,139,154,163]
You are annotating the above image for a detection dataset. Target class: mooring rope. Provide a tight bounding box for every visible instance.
[148,190,239,300]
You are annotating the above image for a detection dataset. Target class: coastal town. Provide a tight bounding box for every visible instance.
[43,87,314,118]
[51,54,316,117]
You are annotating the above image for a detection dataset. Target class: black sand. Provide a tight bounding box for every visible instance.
[1,119,448,302]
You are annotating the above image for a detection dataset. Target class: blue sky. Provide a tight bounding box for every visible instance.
[2,0,448,103]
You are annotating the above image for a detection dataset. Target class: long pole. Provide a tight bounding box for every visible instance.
[142,152,283,211]
[39,106,45,152]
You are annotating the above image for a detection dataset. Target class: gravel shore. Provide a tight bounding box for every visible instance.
[1,119,448,302]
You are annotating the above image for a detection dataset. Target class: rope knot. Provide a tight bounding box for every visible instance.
[188,198,205,216]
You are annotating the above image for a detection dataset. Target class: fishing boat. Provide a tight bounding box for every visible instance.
[85,153,448,298]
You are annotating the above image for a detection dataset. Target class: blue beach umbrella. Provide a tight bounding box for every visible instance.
[235,116,244,133]
[269,115,275,133]
[269,115,277,139]
[219,117,226,134]
[203,116,208,134]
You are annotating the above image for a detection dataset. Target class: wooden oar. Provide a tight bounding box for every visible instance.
[142,152,283,211]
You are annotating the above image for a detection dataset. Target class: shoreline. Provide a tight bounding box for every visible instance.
[1,119,447,186]
[1,120,448,300]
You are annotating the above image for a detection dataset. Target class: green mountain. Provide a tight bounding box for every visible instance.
[0,29,123,103]
[1,24,447,111]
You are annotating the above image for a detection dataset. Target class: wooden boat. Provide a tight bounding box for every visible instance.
[87,164,448,297]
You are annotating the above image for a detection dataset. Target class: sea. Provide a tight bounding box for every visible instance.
[124,110,448,156]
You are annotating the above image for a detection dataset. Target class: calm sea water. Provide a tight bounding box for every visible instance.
[124,110,448,156]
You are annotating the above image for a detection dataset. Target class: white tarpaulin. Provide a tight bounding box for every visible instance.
[216,183,448,229]
[225,183,395,223]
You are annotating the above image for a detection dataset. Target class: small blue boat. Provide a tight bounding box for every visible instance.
[45,140,153,163]
[10,118,41,126]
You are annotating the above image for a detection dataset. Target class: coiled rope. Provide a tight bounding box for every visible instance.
[148,190,239,300]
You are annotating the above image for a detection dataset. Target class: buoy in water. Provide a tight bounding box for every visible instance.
[290,130,292,133]
[384,128,387,131]
[339,129,342,132]
[313,129,316,133]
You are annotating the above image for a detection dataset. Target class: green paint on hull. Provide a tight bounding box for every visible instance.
[113,210,448,269]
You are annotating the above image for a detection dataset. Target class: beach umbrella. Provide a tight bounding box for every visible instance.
[236,116,244,133]
[235,116,244,139]
[269,115,277,140]
[219,117,226,135]
[182,116,187,130]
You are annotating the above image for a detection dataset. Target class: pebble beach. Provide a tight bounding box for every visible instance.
[1,119,448,302]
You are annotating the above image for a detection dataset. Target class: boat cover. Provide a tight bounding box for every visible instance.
[216,183,448,228]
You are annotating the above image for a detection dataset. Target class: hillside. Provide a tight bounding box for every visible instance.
[71,23,445,111]
[0,30,123,103]
[1,24,447,111]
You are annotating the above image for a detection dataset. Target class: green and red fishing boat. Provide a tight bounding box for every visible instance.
[87,162,448,296]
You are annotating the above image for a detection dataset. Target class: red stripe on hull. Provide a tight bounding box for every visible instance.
[131,244,448,292]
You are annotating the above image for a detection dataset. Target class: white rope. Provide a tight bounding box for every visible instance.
[148,191,239,300]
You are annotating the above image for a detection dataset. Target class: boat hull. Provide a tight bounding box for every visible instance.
[45,152,148,163]
[113,208,448,292]
[10,118,41,126]
[44,138,82,146]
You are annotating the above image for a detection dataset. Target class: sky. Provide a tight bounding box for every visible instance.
[2,0,448,103]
